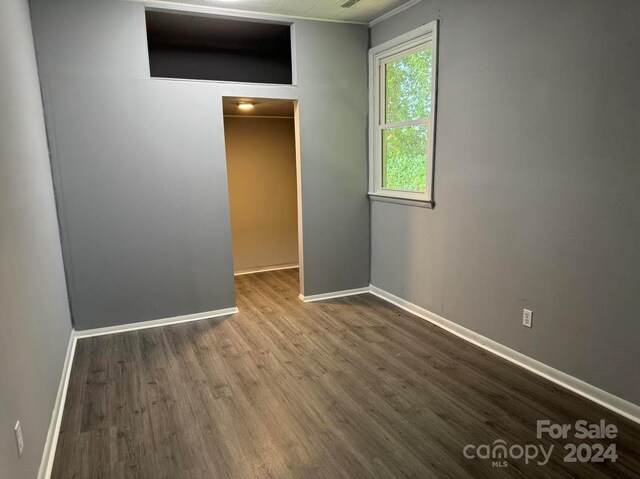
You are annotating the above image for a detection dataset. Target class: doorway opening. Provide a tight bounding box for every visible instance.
[222,97,303,295]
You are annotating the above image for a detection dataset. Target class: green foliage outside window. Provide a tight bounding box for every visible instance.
[383,48,432,192]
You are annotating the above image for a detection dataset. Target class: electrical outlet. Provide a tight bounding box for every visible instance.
[523,309,533,328]
[14,421,24,457]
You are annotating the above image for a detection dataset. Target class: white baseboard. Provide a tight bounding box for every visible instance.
[234,263,298,276]
[74,307,239,339]
[369,285,640,425]
[38,331,77,479]
[299,286,371,303]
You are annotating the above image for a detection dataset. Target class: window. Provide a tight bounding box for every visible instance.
[369,22,438,205]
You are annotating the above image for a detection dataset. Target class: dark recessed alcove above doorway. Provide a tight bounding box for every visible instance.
[145,10,293,85]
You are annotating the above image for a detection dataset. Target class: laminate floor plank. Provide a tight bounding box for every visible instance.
[51,269,640,478]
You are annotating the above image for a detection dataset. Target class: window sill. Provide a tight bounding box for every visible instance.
[368,193,434,209]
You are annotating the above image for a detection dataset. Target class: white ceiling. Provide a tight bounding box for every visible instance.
[145,0,414,24]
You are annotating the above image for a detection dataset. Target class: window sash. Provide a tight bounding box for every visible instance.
[379,42,432,128]
[380,119,430,193]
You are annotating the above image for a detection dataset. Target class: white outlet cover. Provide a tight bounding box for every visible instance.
[14,421,24,457]
[523,309,533,328]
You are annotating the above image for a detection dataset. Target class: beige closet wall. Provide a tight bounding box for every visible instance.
[224,117,298,273]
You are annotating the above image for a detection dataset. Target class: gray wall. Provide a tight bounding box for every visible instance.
[0,0,73,476]
[29,0,370,330]
[295,20,370,295]
[370,0,640,405]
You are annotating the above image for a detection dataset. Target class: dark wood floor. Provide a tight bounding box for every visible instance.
[52,269,640,478]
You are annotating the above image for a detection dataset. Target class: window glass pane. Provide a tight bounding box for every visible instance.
[382,124,427,192]
[385,47,432,124]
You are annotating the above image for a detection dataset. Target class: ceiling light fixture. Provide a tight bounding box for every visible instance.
[237,102,255,111]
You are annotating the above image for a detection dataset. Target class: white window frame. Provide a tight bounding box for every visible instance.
[368,21,438,205]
